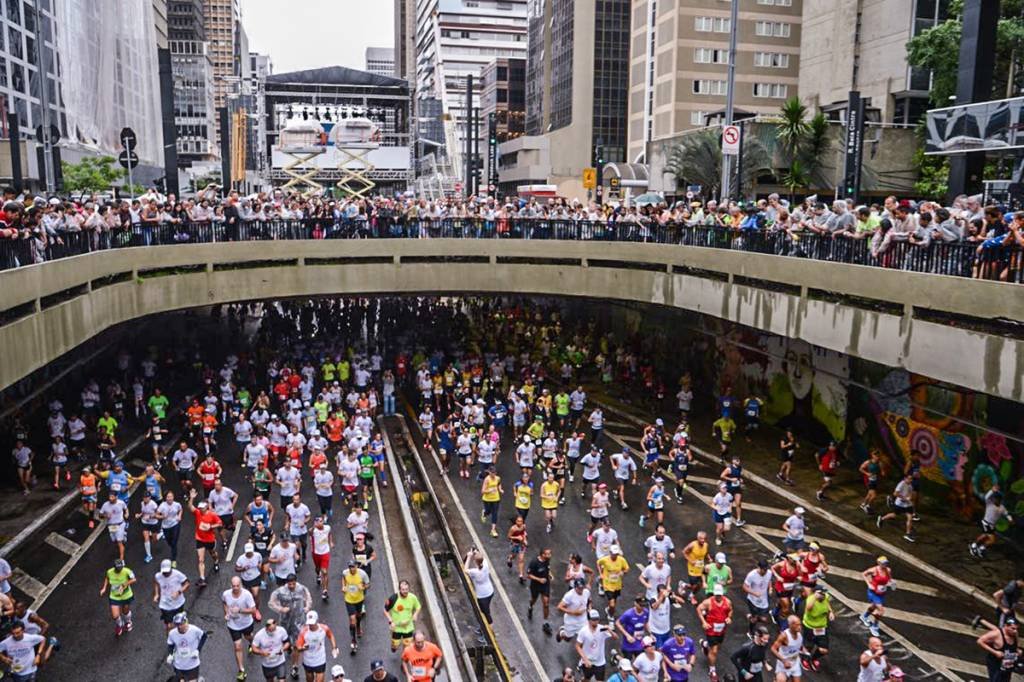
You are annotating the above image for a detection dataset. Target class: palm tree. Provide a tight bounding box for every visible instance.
[800,113,832,187]
[666,129,773,199]
[776,97,810,159]
[780,159,810,203]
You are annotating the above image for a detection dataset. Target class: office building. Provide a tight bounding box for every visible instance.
[800,0,947,125]
[249,52,272,180]
[626,0,802,163]
[413,0,528,182]
[365,47,396,79]
[153,0,169,49]
[394,0,416,80]
[481,58,525,144]
[203,0,242,107]
[498,0,630,197]
[168,0,216,164]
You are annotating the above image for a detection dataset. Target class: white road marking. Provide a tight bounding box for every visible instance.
[825,565,939,597]
[600,427,966,680]
[44,531,81,555]
[840,599,977,637]
[10,568,45,599]
[32,519,109,611]
[740,502,792,517]
[378,419,463,682]
[922,652,987,677]
[740,524,865,553]
[595,398,995,609]
[225,522,242,562]
[372,477,400,591]
[396,414,549,682]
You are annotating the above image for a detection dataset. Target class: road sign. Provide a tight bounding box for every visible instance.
[120,127,137,150]
[722,124,741,155]
[582,167,597,190]
[118,149,139,170]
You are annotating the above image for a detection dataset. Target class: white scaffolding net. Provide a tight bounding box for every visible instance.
[54,0,164,165]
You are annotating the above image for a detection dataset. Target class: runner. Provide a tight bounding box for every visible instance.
[669,440,692,504]
[99,558,135,636]
[187,489,222,588]
[465,549,495,624]
[99,491,129,562]
[137,491,161,563]
[611,447,637,511]
[565,432,584,483]
[782,507,806,552]
[876,473,917,543]
[616,596,650,662]
[858,452,885,514]
[513,470,534,521]
[384,580,422,653]
[777,430,797,486]
[588,482,611,541]
[540,470,561,532]
[771,554,801,623]
[681,532,710,605]
[719,458,745,527]
[208,478,239,550]
[0,621,46,682]
[197,453,222,498]
[729,625,770,681]
[711,413,735,464]
[341,560,370,654]
[295,611,339,682]
[976,616,1020,682]
[79,466,99,528]
[247,493,276,530]
[742,560,772,635]
[352,533,376,581]
[814,441,840,502]
[527,547,554,635]
[770,615,805,681]
[235,542,265,602]
[859,556,893,637]
[856,637,888,682]
[222,576,258,680]
[705,553,732,598]
[153,559,190,632]
[970,484,1015,559]
[157,490,184,566]
[269,574,312,680]
[697,583,732,682]
[286,493,312,565]
[556,578,591,643]
[640,477,667,529]
[711,483,734,546]
[640,552,671,603]
[166,612,207,682]
[799,586,834,672]
[798,542,829,598]
[480,467,503,538]
[400,632,443,682]
[597,544,630,618]
[251,618,292,682]
[661,624,696,682]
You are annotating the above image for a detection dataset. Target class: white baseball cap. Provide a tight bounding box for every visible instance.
[609,544,621,554]
[715,552,726,563]
[795,506,805,515]
[244,542,255,553]
[160,559,173,573]
[306,611,319,625]
[330,664,346,678]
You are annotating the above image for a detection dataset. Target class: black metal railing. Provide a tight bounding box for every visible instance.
[0,218,1020,283]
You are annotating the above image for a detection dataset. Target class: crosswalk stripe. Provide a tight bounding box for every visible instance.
[10,568,45,599]
[923,652,987,677]
[44,531,81,555]
[741,524,864,553]
[825,565,940,597]
[844,600,977,637]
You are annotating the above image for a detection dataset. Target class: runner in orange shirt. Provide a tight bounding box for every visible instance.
[325,412,345,445]
[401,631,443,682]
[198,453,222,496]
[79,466,99,528]
[187,488,222,587]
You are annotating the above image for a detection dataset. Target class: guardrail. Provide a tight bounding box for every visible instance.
[1,218,1020,283]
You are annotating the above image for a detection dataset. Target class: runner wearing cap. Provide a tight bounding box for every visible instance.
[364,658,398,682]
[341,561,370,653]
[800,586,833,672]
[729,625,770,681]
[99,558,135,637]
[798,543,829,598]
[632,636,663,682]
[330,663,350,681]
[705,553,732,598]
[640,477,666,530]
[400,631,443,682]
[236,541,265,602]
[661,624,696,682]
[616,597,650,660]
[166,612,207,682]
[782,507,806,552]
[556,578,591,643]
[187,488,222,588]
[697,583,732,681]
[770,554,801,624]
[295,610,339,682]
[222,576,258,680]
[153,559,190,632]
[597,544,630,618]
[976,616,1020,682]
[311,516,334,601]
[608,657,639,682]
[576,610,617,681]
[711,484,734,547]
[251,618,291,682]
[860,557,893,637]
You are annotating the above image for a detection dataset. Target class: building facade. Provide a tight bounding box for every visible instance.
[203,0,241,108]
[626,0,803,163]
[365,47,396,79]
[799,0,946,125]
[499,0,630,198]
[481,57,525,144]
[168,0,216,165]
[393,0,416,81]
[413,0,528,182]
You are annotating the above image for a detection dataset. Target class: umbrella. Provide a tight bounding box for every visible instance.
[633,192,665,207]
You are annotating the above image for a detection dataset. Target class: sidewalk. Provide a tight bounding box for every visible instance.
[583,379,1022,600]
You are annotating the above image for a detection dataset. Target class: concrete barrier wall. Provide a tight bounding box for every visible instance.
[1,240,1021,402]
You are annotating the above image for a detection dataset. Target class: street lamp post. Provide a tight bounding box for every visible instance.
[719,0,740,201]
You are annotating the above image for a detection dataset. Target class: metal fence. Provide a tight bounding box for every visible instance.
[0,218,1020,283]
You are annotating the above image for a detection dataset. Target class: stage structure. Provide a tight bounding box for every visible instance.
[264,66,411,196]
[277,119,327,196]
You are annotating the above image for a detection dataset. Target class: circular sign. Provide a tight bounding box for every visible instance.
[723,126,739,144]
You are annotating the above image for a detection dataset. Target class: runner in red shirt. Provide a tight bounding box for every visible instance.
[771,553,801,620]
[697,584,733,682]
[815,441,841,501]
[188,488,222,587]
[198,453,222,495]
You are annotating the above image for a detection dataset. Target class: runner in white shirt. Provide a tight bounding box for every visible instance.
[222,576,257,679]
[285,496,312,564]
[153,560,189,631]
[465,549,495,624]
[515,437,536,472]
[275,463,301,511]
[251,620,291,682]
[644,525,675,561]
[207,481,238,550]
[633,637,664,681]
[556,579,591,642]
[576,612,617,676]
[742,561,772,632]
[771,616,804,681]
[0,624,45,678]
[711,483,734,546]
[99,493,129,560]
[639,553,671,601]
[268,539,298,585]
[310,516,334,600]
[295,611,339,676]
[346,506,370,543]
[166,613,207,678]
[313,466,335,520]
[235,543,264,600]
[591,520,619,562]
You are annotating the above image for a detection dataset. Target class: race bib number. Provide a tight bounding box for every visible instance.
[712,622,725,632]
[111,483,122,492]
[812,627,826,636]
[199,522,211,532]
[412,666,426,677]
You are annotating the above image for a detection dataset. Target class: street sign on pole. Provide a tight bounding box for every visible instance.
[118,149,140,170]
[120,127,137,151]
[722,125,741,155]
[582,167,597,190]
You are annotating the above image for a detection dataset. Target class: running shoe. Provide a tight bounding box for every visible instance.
[144,555,153,564]
[542,622,552,636]
[875,515,883,528]
[903,534,915,543]
[734,519,746,527]
[237,670,247,680]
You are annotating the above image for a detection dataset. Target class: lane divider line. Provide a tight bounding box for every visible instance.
[43,531,81,555]
[10,568,45,599]
[739,524,865,554]
[373,477,400,594]
[825,565,939,598]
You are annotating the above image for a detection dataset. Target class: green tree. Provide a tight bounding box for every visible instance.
[665,129,770,199]
[907,0,1024,107]
[772,97,833,192]
[61,155,127,194]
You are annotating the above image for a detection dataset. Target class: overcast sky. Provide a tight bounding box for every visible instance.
[240,0,394,75]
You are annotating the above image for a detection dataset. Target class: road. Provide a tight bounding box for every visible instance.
[401,395,988,681]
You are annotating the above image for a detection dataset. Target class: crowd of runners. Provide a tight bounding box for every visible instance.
[0,297,1020,682]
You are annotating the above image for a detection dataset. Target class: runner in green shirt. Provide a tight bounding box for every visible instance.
[314,398,330,424]
[705,553,733,595]
[253,464,272,498]
[801,587,834,671]
[97,413,119,439]
[359,452,376,507]
[236,387,252,412]
[147,390,170,420]
[337,360,350,384]
[384,581,422,652]
[554,391,570,431]
[321,360,336,382]
[100,559,136,636]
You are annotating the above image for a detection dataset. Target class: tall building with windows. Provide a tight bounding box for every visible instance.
[413,0,528,182]
[626,0,802,163]
[799,0,946,125]
[499,0,630,197]
[365,47,395,79]
[481,58,525,143]
[393,0,416,80]
[203,0,241,107]
[168,0,216,164]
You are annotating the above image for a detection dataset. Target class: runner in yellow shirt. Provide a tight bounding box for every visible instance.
[342,561,370,654]
[682,531,710,605]
[480,469,503,538]
[513,471,533,522]
[540,471,560,534]
[596,544,630,617]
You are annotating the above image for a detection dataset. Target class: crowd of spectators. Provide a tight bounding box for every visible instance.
[0,184,1021,281]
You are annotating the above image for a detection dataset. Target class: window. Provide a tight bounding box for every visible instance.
[694,48,730,64]
[694,16,730,33]
[755,21,791,37]
[754,52,789,68]
[753,82,788,98]
[693,79,727,95]
[690,110,709,126]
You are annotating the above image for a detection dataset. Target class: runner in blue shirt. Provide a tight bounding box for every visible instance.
[661,624,697,681]
[615,597,650,659]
